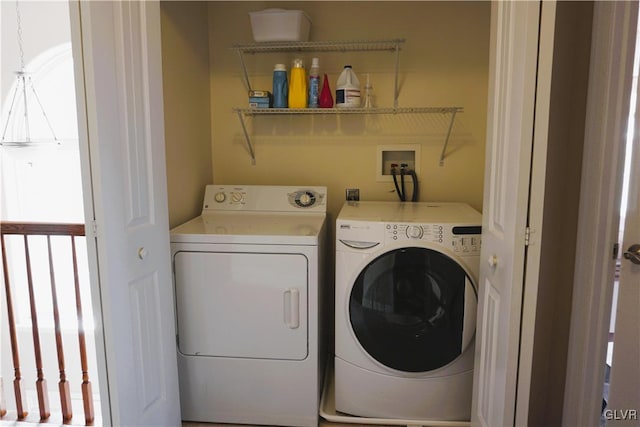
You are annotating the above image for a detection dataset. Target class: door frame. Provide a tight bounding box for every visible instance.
[563,2,638,426]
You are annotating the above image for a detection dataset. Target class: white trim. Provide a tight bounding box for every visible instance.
[562,2,638,426]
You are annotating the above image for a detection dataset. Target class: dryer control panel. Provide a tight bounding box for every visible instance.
[202,185,327,213]
[384,223,481,255]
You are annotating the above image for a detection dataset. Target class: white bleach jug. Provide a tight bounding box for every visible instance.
[336,65,361,108]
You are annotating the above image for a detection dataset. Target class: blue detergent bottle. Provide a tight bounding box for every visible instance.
[272,63,288,108]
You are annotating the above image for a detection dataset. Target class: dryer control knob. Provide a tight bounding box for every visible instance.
[299,192,312,206]
[406,225,423,239]
[295,191,316,207]
[231,192,244,203]
[214,192,226,203]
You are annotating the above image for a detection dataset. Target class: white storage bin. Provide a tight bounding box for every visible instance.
[249,9,311,42]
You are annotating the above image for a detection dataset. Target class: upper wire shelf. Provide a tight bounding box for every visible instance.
[230,39,406,54]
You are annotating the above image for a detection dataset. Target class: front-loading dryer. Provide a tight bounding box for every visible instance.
[171,185,327,427]
[334,201,481,421]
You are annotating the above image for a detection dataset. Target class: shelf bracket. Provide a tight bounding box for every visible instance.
[236,50,252,93]
[235,110,256,165]
[439,109,458,166]
[393,41,401,109]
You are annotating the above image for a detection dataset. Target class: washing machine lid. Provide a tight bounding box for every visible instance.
[338,201,481,224]
[170,211,326,245]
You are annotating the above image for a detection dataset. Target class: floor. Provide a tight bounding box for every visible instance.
[182,422,383,427]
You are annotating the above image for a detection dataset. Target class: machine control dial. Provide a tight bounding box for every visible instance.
[214,192,226,203]
[294,191,316,208]
[230,192,244,203]
[406,225,424,239]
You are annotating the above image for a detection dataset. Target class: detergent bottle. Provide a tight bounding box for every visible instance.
[288,58,307,108]
[272,63,288,108]
[319,73,334,108]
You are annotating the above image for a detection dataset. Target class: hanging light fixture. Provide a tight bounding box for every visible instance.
[1,1,59,145]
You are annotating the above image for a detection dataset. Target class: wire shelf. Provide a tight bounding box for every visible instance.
[230,38,462,166]
[234,107,462,116]
[231,39,405,54]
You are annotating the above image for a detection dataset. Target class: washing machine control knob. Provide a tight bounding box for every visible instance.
[406,225,424,239]
[214,192,226,203]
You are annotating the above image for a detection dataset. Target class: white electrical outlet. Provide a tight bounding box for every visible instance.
[376,144,421,182]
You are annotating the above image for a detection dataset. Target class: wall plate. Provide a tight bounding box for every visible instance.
[345,188,360,201]
[376,144,421,182]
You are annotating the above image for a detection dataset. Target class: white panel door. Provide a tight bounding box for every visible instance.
[607,58,640,425]
[71,1,180,425]
[471,2,541,426]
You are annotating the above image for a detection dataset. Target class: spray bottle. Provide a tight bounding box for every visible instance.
[308,58,320,108]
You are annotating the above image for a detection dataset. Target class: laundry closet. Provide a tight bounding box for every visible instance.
[161,1,490,425]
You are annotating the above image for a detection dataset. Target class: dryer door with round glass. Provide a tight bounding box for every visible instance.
[349,246,476,373]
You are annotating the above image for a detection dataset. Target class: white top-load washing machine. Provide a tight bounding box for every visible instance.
[170,185,328,427]
[334,201,481,421]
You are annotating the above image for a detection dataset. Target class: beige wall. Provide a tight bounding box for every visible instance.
[161,2,213,228]
[207,1,490,224]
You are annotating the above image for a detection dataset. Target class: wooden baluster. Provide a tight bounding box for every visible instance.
[47,236,72,423]
[0,233,27,420]
[23,235,51,421]
[0,376,6,417]
[71,237,94,425]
